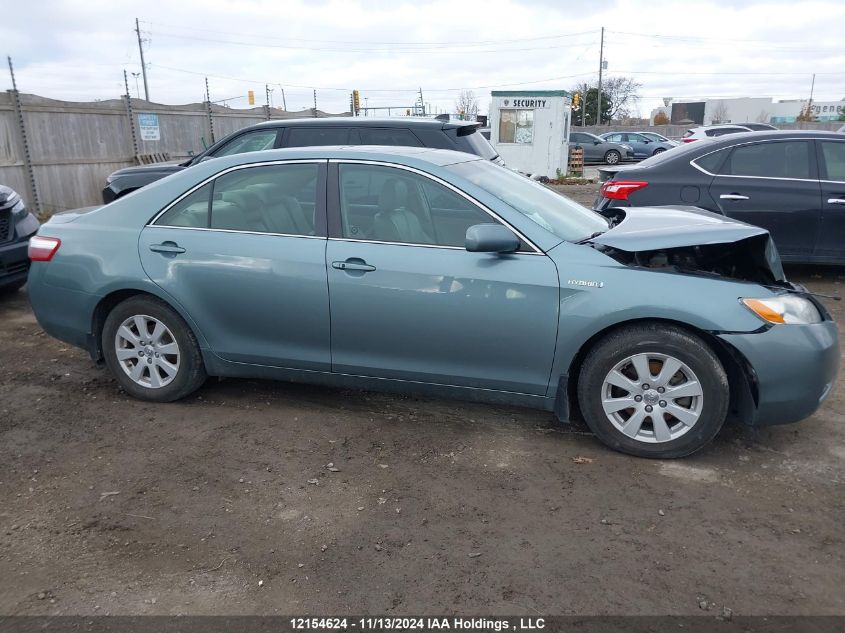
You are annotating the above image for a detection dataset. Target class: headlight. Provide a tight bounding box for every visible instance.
[11,199,26,217]
[742,296,821,324]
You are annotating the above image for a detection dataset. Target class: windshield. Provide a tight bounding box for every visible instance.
[447,160,608,242]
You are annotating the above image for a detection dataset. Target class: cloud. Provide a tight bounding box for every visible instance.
[2,0,843,116]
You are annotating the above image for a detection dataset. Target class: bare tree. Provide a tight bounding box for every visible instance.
[602,76,642,121]
[455,90,479,120]
[756,110,771,123]
[710,101,729,124]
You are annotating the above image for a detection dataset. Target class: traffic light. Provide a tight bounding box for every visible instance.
[572,92,581,110]
[352,89,361,115]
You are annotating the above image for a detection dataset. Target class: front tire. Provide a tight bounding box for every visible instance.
[604,150,621,165]
[102,295,206,402]
[577,323,728,458]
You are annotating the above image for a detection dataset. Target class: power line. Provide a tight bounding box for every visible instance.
[144,31,597,54]
[149,63,596,92]
[139,20,598,47]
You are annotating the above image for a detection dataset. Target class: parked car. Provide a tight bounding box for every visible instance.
[29,146,838,458]
[569,132,634,165]
[681,125,752,143]
[102,117,502,203]
[594,130,845,264]
[599,131,677,158]
[736,122,778,131]
[640,131,675,144]
[0,186,39,293]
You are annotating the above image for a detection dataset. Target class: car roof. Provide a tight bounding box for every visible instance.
[241,116,480,131]
[704,129,845,142]
[208,144,483,168]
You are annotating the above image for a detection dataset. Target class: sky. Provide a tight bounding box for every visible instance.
[2,0,844,117]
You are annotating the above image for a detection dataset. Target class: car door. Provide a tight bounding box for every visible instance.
[816,139,845,260]
[138,160,332,370]
[707,139,821,260]
[571,133,598,162]
[325,161,559,395]
[625,133,651,158]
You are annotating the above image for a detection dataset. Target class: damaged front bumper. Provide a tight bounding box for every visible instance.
[718,319,839,426]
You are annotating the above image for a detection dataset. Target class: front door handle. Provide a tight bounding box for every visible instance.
[149,242,186,254]
[332,259,376,272]
[720,194,750,201]
[827,198,845,205]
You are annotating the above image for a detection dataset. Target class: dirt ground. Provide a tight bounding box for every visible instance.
[1,184,843,616]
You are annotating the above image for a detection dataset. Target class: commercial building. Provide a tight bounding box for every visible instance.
[650,97,845,126]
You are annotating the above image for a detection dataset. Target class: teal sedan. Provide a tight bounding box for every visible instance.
[27,146,838,458]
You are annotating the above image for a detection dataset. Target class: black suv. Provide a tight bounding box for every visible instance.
[0,186,40,293]
[103,117,501,203]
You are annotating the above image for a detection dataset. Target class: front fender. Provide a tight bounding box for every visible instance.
[546,242,770,397]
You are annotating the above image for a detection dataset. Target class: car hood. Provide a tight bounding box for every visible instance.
[593,205,767,250]
[109,161,187,179]
[590,205,786,284]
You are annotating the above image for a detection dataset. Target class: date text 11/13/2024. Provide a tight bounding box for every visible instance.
[289,617,547,630]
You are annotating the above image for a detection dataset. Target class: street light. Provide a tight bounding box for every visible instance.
[131,72,141,99]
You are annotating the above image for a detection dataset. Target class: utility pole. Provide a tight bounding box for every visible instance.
[313,89,317,112]
[279,85,287,111]
[134,18,150,101]
[418,87,425,116]
[596,26,604,126]
[808,72,816,110]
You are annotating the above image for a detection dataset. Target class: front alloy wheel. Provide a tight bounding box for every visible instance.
[577,323,728,458]
[601,353,703,443]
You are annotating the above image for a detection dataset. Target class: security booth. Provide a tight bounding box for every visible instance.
[489,90,572,179]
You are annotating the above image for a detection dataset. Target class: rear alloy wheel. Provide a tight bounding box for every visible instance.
[652,147,667,155]
[103,295,206,402]
[577,323,728,458]
[604,150,621,165]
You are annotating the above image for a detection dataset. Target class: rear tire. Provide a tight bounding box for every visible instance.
[652,147,667,155]
[103,295,206,402]
[604,150,621,165]
[0,280,26,295]
[577,323,728,458]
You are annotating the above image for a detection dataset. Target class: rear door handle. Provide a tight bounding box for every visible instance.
[149,242,186,254]
[332,259,375,272]
[827,198,845,205]
[720,194,750,201]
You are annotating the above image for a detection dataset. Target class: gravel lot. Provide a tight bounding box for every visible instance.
[1,184,843,616]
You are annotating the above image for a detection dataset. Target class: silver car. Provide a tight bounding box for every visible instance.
[569,131,634,165]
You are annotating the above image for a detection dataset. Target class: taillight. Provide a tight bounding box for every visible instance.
[682,138,697,143]
[600,180,649,201]
[28,236,61,262]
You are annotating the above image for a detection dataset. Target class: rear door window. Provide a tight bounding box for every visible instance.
[721,141,812,179]
[358,128,423,147]
[286,127,350,147]
[820,141,845,181]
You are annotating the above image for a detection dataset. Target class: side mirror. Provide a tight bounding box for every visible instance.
[594,140,602,145]
[466,224,520,254]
